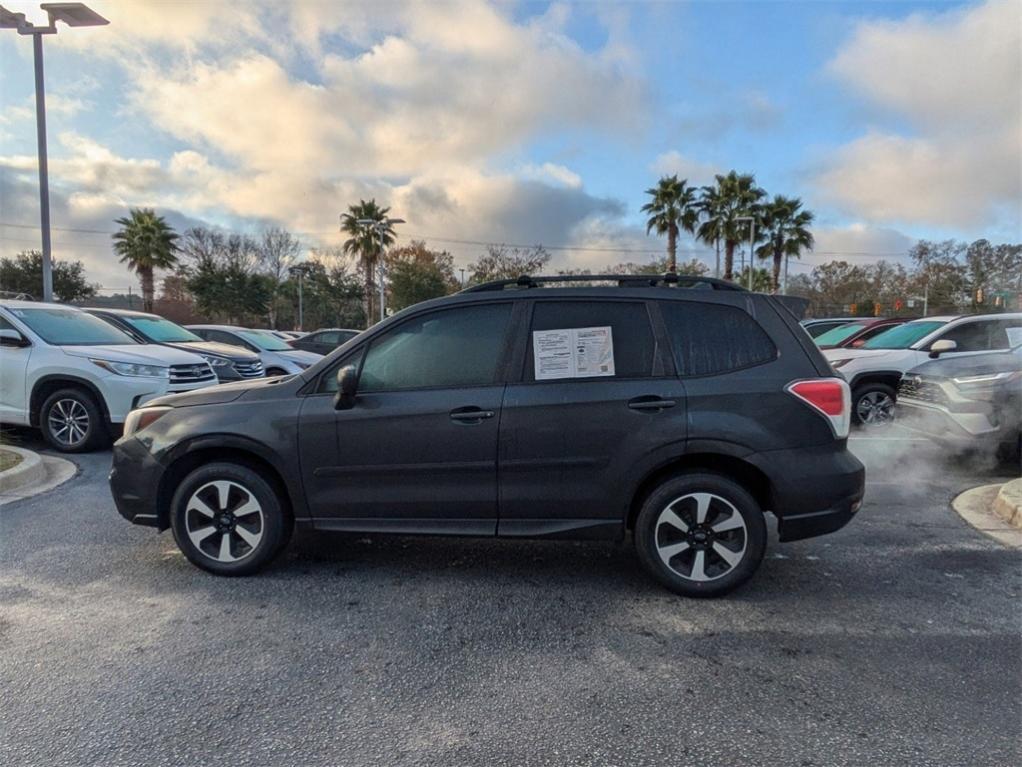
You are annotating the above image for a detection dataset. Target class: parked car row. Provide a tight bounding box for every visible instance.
[0,300,338,452]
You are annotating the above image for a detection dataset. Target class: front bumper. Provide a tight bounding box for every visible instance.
[109,434,166,528]
[896,397,1002,443]
[747,444,866,542]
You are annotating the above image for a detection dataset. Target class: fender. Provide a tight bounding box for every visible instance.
[848,370,903,391]
[159,432,311,521]
[30,374,111,426]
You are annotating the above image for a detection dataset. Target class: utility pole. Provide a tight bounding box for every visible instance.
[735,215,756,291]
[288,263,312,331]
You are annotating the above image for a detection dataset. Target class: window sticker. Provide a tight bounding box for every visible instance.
[1006,327,1022,347]
[533,326,615,380]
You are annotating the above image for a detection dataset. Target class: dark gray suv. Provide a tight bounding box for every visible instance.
[110,275,864,597]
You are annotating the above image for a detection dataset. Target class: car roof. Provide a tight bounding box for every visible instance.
[83,307,159,319]
[0,299,76,310]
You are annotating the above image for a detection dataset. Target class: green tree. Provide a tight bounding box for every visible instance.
[340,200,399,326]
[641,175,700,273]
[467,244,551,284]
[386,241,458,311]
[0,250,96,302]
[756,195,814,292]
[111,208,179,312]
[697,171,765,282]
[178,227,269,323]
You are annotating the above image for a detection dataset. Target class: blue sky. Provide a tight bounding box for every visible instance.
[1,0,1019,289]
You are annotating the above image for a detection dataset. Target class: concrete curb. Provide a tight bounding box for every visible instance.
[0,446,44,493]
[992,478,1022,528]
[0,450,78,505]
[951,483,1022,549]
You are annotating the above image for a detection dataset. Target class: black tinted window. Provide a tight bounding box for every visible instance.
[661,301,776,376]
[526,301,656,380]
[359,303,512,391]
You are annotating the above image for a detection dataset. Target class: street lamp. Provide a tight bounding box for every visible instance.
[355,217,404,323]
[734,215,757,291]
[288,263,313,331]
[1,3,109,303]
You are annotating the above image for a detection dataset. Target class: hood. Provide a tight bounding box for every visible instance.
[146,376,281,408]
[164,340,260,361]
[60,343,208,366]
[276,348,323,364]
[908,349,1021,379]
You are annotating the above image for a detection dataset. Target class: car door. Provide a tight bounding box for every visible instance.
[305,331,339,355]
[297,301,515,535]
[0,313,32,424]
[930,318,1022,357]
[497,299,683,538]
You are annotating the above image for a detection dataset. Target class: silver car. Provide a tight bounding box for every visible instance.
[186,325,322,376]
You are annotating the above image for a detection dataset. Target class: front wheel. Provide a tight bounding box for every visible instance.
[40,387,109,453]
[634,473,767,598]
[170,463,290,576]
[852,383,896,426]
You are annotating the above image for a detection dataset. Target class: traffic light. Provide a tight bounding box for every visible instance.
[894,299,903,311]
[874,302,882,316]
[975,288,985,304]
[850,303,857,315]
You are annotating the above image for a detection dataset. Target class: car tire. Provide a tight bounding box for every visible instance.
[634,473,767,598]
[852,383,896,426]
[39,387,109,453]
[170,462,291,576]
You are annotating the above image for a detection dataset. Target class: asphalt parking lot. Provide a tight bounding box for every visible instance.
[1,432,1019,767]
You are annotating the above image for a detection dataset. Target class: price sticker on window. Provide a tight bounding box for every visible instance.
[533,326,615,380]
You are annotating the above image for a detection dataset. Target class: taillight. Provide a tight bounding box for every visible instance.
[786,378,851,438]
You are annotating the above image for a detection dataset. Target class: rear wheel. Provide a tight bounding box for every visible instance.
[634,473,767,598]
[852,383,896,426]
[170,463,290,576]
[39,387,109,453]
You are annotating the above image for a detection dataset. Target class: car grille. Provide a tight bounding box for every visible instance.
[169,362,217,385]
[234,360,265,378]
[898,376,947,405]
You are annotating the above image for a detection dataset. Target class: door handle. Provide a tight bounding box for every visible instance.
[627,397,677,412]
[449,407,496,423]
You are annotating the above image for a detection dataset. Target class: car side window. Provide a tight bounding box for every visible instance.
[210,330,245,348]
[314,331,339,345]
[358,303,513,392]
[939,321,997,352]
[989,319,1022,350]
[524,301,657,380]
[660,301,777,376]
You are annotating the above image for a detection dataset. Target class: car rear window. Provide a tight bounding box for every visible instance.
[814,321,868,346]
[660,301,776,376]
[525,301,656,380]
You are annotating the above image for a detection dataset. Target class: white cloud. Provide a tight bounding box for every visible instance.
[521,163,583,189]
[815,0,1021,232]
[650,151,720,183]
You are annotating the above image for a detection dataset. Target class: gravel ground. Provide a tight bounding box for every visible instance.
[1,430,1019,767]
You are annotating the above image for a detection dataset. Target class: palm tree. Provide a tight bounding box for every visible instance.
[112,209,179,312]
[756,196,814,293]
[340,199,399,325]
[696,171,765,281]
[641,175,699,273]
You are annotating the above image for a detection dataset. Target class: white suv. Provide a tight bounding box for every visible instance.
[823,313,1022,425]
[0,301,219,452]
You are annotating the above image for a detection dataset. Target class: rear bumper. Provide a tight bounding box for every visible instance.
[747,443,865,542]
[109,434,166,528]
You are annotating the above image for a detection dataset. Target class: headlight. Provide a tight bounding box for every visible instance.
[829,358,853,369]
[123,406,172,437]
[90,358,169,378]
[202,355,232,368]
[952,371,1019,388]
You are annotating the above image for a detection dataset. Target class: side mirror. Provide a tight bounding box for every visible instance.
[334,364,358,410]
[0,328,28,348]
[929,339,957,358]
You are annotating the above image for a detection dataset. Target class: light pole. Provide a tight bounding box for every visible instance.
[735,215,757,291]
[1,3,109,302]
[288,263,312,331]
[355,217,404,323]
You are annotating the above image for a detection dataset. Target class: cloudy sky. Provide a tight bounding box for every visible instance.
[1,0,1019,291]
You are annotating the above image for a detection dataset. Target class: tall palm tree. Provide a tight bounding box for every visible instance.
[112,208,179,312]
[756,196,814,293]
[641,175,699,273]
[340,199,398,325]
[696,171,765,281]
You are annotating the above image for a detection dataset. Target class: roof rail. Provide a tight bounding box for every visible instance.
[461,273,747,293]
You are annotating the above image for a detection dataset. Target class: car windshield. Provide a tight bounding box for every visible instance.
[863,320,946,350]
[11,307,136,345]
[238,329,292,351]
[814,322,868,346]
[123,315,203,343]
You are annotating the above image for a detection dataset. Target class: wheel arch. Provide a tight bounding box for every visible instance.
[848,371,902,393]
[29,375,110,427]
[155,437,297,531]
[626,450,775,532]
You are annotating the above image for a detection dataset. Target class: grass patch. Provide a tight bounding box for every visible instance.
[0,448,23,472]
